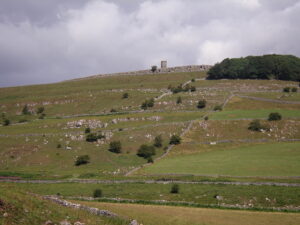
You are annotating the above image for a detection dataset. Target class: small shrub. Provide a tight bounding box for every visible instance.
[191,78,195,82]
[122,92,129,99]
[85,127,91,134]
[204,116,209,121]
[141,98,155,110]
[268,112,282,121]
[3,119,10,126]
[291,87,297,92]
[57,143,62,148]
[93,189,102,198]
[110,108,117,113]
[213,105,222,111]
[38,113,45,119]
[169,135,181,145]
[75,155,90,166]
[190,86,196,92]
[283,87,290,93]
[137,144,156,159]
[86,133,105,142]
[36,106,45,114]
[197,100,206,109]
[154,135,163,148]
[147,157,154,163]
[109,141,122,153]
[176,96,182,104]
[22,105,30,115]
[170,184,179,194]
[18,119,28,123]
[248,119,270,132]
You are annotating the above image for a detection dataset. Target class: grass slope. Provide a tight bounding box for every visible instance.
[142,142,300,177]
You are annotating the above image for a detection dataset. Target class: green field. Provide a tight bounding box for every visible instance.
[142,142,300,177]
[75,201,300,225]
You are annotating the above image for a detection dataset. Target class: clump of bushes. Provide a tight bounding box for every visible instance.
[170,84,196,94]
[2,118,10,126]
[86,133,105,142]
[93,189,102,198]
[268,112,282,121]
[137,144,156,159]
[170,184,179,194]
[75,155,90,166]
[169,135,181,145]
[248,119,270,132]
[291,87,298,92]
[141,98,155,110]
[108,141,122,153]
[197,99,206,109]
[283,87,290,92]
[283,87,298,93]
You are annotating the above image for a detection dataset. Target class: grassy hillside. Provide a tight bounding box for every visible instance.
[0,184,128,225]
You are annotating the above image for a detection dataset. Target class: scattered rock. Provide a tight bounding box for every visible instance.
[44,220,54,225]
[60,220,71,225]
[74,222,85,225]
[129,220,139,225]
[3,212,8,217]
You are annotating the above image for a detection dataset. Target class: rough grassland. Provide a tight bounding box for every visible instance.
[74,201,300,225]
[0,184,128,225]
[141,142,300,177]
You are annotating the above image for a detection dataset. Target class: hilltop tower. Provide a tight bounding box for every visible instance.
[161,60,167,69]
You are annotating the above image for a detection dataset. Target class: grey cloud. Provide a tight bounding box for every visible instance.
[0,0,300,87]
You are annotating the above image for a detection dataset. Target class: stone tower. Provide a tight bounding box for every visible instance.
[161,60,167,69]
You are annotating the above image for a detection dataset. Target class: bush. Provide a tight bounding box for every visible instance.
[170,184,179,194]
[169,135,181,145]
[190,86,196,92]
[204,116,209,121]
[22,104,30,115]
[110,108,117,113]
[38,113,45,119]
[191,78,195,82]
[154,135,163,148]
[3,119,10,126]
[56,143,61,148]
[141,98,155,110]
[197,100,206,109]
[268,112,282,121]
[122,92,129,99]
[18,119,28,123]
[85,127,91,134]
[137,144,156,159]
[176,96,182,104]
[283,87,290,92]
[109,141,122,153]
[147,157,154,163]
[291,87,298,92]
[75,155,90,166]
[248,119,269,131]
[93,189,102,198]
[36,106,45,114]
[86,133,105,142]
[213,105,222,111]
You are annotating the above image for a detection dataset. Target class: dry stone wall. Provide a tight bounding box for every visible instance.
[74,65,212,80]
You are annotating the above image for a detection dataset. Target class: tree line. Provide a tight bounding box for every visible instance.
[207,54,300,81]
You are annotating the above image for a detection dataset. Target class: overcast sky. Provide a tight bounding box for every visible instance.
[1,0,300,87]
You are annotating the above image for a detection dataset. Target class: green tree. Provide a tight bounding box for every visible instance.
[108,141,122,153]
[283,87,290,93]
[268,112,282,121]
[137,144,156,159]
[22,104,30,115]
[170,184,179,194]
[169,135,181,145]
[151,65,157,72]
[75,155,90,166]
[197,100,206,109]
[154,135,163,148]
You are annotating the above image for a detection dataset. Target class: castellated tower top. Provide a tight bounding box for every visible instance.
[161,60,167,69]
